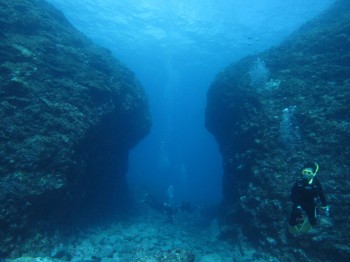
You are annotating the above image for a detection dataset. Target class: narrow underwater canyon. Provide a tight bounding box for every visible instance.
[0,0,349,261]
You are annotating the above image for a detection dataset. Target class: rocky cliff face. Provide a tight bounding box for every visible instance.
[0,0,150,255]
[206,1,350,261]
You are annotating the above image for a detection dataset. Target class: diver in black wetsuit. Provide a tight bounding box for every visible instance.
[142,193,177,223]
[142,195,198,224]
[289,162,329,228]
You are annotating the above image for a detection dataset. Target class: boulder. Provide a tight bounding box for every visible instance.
[205,1,350,261]
[0,0,150,255]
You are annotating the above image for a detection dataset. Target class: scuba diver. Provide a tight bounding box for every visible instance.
[288,162,329,234]
[140,185,198,224]
[139,193,176,223]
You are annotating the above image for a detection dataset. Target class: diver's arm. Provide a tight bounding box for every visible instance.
[315,179,327,206]
[290,182,300,205]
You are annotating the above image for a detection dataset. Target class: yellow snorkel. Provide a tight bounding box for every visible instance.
[308,163,319,184]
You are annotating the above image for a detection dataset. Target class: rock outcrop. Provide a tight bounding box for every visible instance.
[206,1,350,261]
[0,0,150,255]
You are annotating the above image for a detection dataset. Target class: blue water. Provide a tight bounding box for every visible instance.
[46,0,334,204]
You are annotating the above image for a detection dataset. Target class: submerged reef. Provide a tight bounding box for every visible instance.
[0,0,150,255]
[206,0,350,261]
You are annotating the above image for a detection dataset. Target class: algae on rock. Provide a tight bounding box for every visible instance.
[0,0,151,256]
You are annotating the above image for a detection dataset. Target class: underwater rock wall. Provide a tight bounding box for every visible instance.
[206,0,350,260]
[0,0,150,255]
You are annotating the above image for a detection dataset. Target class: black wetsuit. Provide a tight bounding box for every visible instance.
[145,195,176,223]
[289,177,327,226]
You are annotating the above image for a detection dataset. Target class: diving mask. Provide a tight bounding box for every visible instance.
[301,163,319,184]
